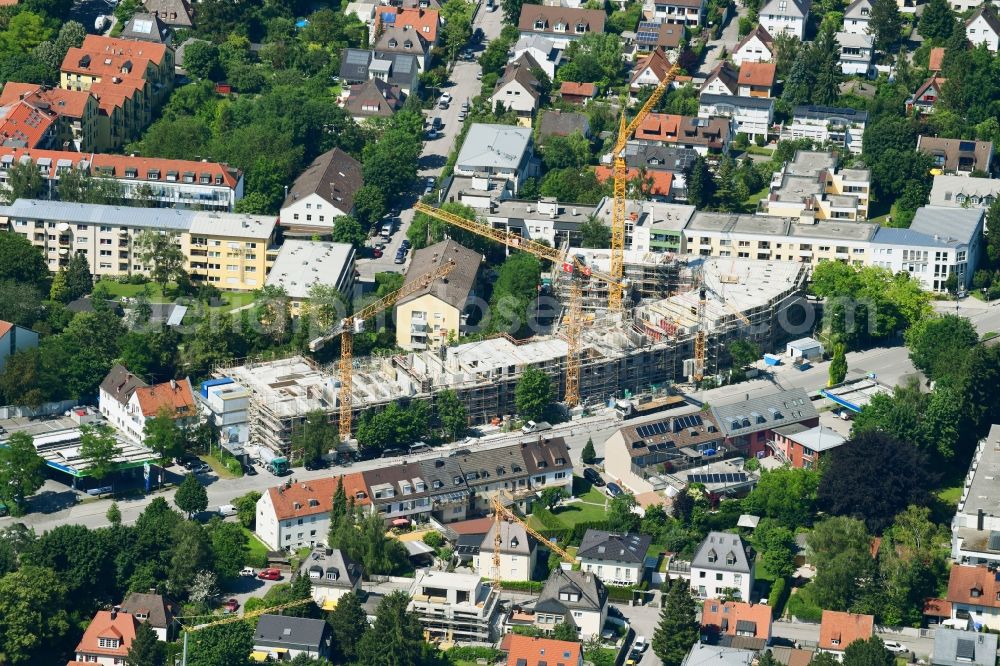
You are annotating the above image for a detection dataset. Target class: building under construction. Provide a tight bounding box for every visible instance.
[222,258,808,454]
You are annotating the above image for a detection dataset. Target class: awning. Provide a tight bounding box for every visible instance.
[250,652,268,662]
[392,518,410,527]
[322,598,338,611]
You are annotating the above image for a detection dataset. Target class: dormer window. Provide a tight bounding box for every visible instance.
[707,549,718,563]
[554,21,566,32]
[433,479,443,489]
[726,552,736,565]
[98,637,120,649]
[389,38,398,47]
[308,498,319,507]
[534,19,545,29]
[575,22,586,33]
[971,587,983,598]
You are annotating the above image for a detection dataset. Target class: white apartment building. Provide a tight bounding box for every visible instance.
[301,548,363,611]
[929,175,1000,209]
[255,475,372,551]
[98,365,197,444]
[759,151,871,221]
[698,94,774,142]
[842,0,872,35]
[408,570,499,642]
[836,31,875,77]
[577,530,652,586]
[690,532,756,601]
[952,425,1000,566]
[475,519,538,582]
[759,0,811,39]
[781,105,868,155]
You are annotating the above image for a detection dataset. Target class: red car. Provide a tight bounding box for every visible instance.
[373,247,383,258]
[257,568,282,581]
[223,598,239,613]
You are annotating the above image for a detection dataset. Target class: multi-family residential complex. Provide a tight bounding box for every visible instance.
[781,105,867,154]
[0,199,277,288]
[759,0,811,39]
[641,0,707,26]
[263,240,357,314]
[757,151,870,221]
[280,148,365,237]
[98,365,198,444]
[0,148,244,211]
[951,425,1000,567]
[0,83,100,152]
[577,530,652,586]
[929,175,1000,208]
[255,474,372,550]
[408,570,499,642]
[690,532,756,601]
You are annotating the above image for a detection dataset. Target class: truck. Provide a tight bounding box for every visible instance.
[258,447,290,476]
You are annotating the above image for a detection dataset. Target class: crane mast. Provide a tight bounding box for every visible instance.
[490,492,575,590]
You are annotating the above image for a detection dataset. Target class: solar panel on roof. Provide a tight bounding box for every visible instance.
[687,473,748,484]
[345,50,371,64]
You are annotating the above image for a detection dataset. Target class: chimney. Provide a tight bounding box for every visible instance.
[170,379,178,390]
[979,508,985,531]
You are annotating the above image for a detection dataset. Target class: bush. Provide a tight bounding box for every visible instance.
[532,507,565,530]
[786,583,823,622]
[605,584,637,602]
[768,577,790,618]
[448,647,503,662]
[570,520,612,543]
[498,580,544,592]
[423,531,445,548]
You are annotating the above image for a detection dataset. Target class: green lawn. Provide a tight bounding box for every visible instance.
[549,501,608,526]
[97,279,169,301]
[578,486,609,505]
[245,529,270,567]
[203,453,241,480]
[937,485,962,505]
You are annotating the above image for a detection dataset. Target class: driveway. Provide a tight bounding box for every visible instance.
[696,4,748,77]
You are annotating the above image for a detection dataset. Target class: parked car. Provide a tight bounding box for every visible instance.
[606,482,623,498]
[305,458,328,471]
[258,568,282,580]
[633,637,649,653]
[584,467,605,487]
[432,117,443,130]
[458,111,466,122]
[193,463,211,474]
[440,92,452,103]
[216,504,237,517]
[373,247,383,258]
[394,252,406,264]
[401,239,413,250]
[243,463,257,476]
[223,598,240,613]
[883,642,908,654]
[438,100,449,109]
[239,567,256,577]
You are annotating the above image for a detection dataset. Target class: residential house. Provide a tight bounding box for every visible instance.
[595,164,676,199]
[120,13,172,45]
[478,197,599,240]
[759,0,811,39]
[345,1,377,25]
[589,198,696,252]
[869,206,984,292]
[254,474,371,550]
[500,635,583,666]
[0,83,99,151]
[538,110,590,141]
[965,5,1000,53]
[60,36,175,149]
[98,365,197,444]
[340,48,374,83]
[781,105,867,154]
[374,25,431,71]
[183,212,277,291]
[622,143,698,196]
[732,25,774,66]
[345,78,405,122]
[371,7,439,47]
[737,62,777,97]
[701,62,739,96]
[361,461,435,525]
[633,113,732,155]
[67,609,138,666]
[929,174,1000,209]
[818,610,874,657]
[771,647,817,666]
[948,565,1000,630]
[917,136,994,175]
[533,568,608,640]
[769,425,846,468]
[395,239,482,350]
[454,123,535,195]
[559,81,597,104]
[906,73,946,115]
[709,387,819,459]
[280,148,364,236]
[511,35,563,79]
[119,592,176,641]
[698,93,773,141]
[690,532,755,601]
[603,411,725,494]
[475,519,538,581]
[370,52,421,95]
[835,32,875,77]
[683,645,757,666]
[0,319,38,374]
[0,148,244,211]
[641,0,707,26]
[142,0,193,28]
[577,529,652,586]
[253,615,331,661]
[634,21,684,56]
[491,61,541,124]
[701,599,773,647]
[301,547,363,610]
[417,455,472,523]
[758,151,871,221]
[408,569,499,642]
[263,240,356,315]
[517,6,607,48]
[842,0,872,35]
[630,48,676,92]
[932,629,998,666]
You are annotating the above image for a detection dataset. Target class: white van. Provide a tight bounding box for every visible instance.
[216,504,237,517]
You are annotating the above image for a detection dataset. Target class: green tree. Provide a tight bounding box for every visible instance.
[168,520,213,595]
[608,492,640,533]
[174,473,209,518]
[183,40,222,80]
[208,519,249,579]
[580,214,611,249]
[328,591,368,664]
[355,591,427,666]
[867,0,903,53]
[489,251,542,338]
[540,131,591,170]
[807,516,873,610]
[582,437,596,464]
[843,637,894,666]
[79,424,121,481]
[782,52,814,106]
[752,519,798,579]
[49,269,69,303]
[652,580,699,666]
[353,184,387,228]
[742,467,820,528]
[552,622,578,641]
[145,407,183,461]
[135,230,186,290]
[540,487,567,511]
[294,410,335,467]
[0,566,71,666]
[126,621,165,666]
[3,160,45,204]
[0,280,43,330]
[905,314,979,382]
[436,389,467,440]
[185,621,254,666]
[64,252,93,301]
[828,343,847,386]
[331,215,367,248]
[106,501,122,526]
[918,0,955,40]
[233,490,261,529]
[728,339,760,370]
[0,232,49,288]
[0,432,44,514]
[515,368,552,422]
[810,28,842,105]
[0,11,54,55]
[685,156,714,209]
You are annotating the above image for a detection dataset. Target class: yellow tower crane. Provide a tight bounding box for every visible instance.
[309,259,458,440]
[412,202,621,407]
[608,61,682,312]
[490,491,575,590]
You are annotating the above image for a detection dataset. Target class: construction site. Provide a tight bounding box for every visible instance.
[221,256,809,454]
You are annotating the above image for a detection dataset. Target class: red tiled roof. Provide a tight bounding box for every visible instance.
[373,7,439,43]
[72,610,138,658]
[0,83,95,119]
[701,599,772,640]
[61,36,168,114]
[559,81,597,97]
[631,48,673,88]
[818,610,874,651]
[739,62,777,88]
[133,379,196,418]
[595,165,673,196]
[0,321,12,338]
[924,598,952,618]
[928,47,945,71]
[447,516,495,535]
[267,474,372,521]
[501,634,583,666]
[635,112,682,140]
[0,100,56,148]
[947,565,1000,609]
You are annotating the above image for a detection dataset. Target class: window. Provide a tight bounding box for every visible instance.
[98,637,120,649]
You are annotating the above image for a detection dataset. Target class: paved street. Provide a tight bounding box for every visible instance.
[695,4,747,77]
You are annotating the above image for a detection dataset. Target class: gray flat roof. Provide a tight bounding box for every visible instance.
[685,211,876,242]
[699,93,775,111]
[785,151,837,177]
[910,206,984,245]
[456,124,532,170]
[0,198,194,231]
[265,240,355,299]
[189,212,276,239]
[929,175,1000,206]
[958,425,1000,521]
